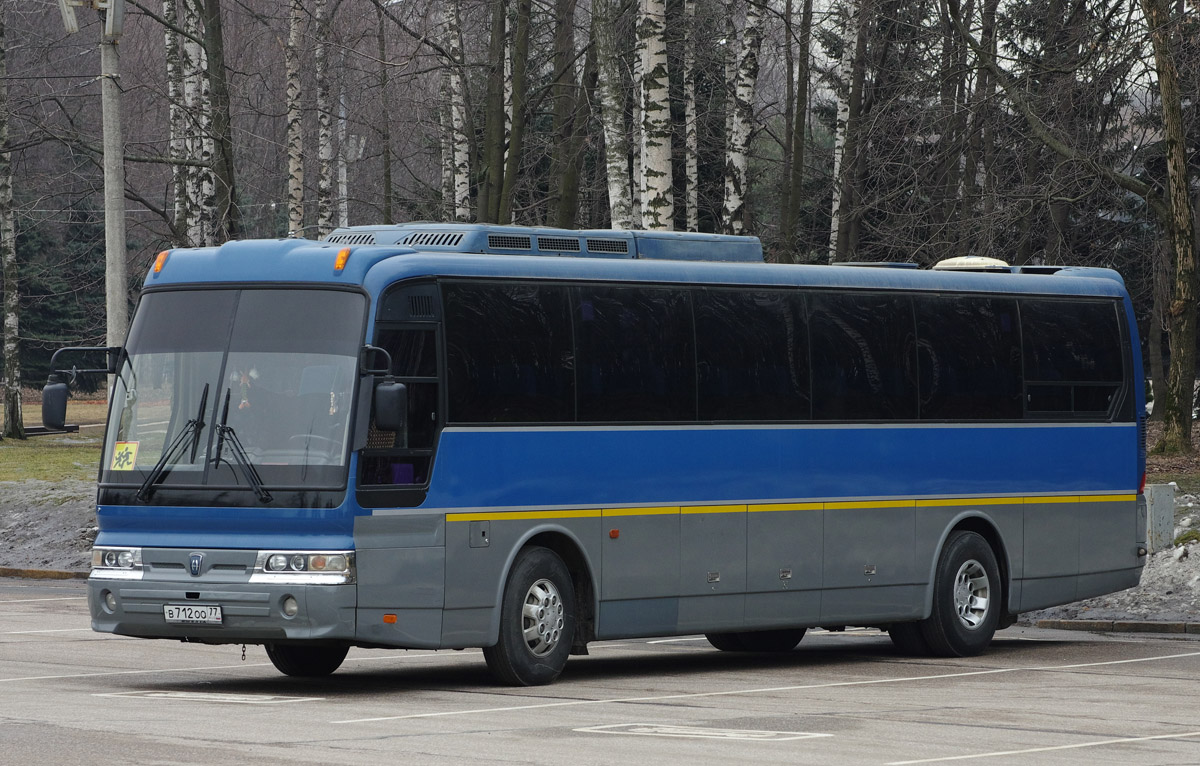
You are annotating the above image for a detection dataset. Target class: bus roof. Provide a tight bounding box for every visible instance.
[145,234,1129,301]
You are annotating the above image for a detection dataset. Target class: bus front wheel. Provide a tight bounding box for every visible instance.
[484,546,575,686]
[265,643,349,676]
[920,531,1000,657]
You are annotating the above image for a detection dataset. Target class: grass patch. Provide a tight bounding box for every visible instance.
[0,435,102,482]
[1146,472,1200,496]
[1176,529,1200,546]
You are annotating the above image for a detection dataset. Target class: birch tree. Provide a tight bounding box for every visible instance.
[594,0,635,228]
[639,0,673,229]
[315,0,335,236]
[0,3,20,439]
[285,0,305,234]
[828,0,869,262]
[683,0,699,232]
[721,0,764,234]
[444,1,471,221]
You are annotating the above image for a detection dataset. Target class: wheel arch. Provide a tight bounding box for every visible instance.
[484,525,598,650]
[920,513,1013,621]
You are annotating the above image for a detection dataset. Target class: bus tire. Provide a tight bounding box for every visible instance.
[705,629,805,652]
[920,531,1001,657]
[888,622,931,656]
[705,632,745,651]
[483,546,575,686]
[265,643,349,677]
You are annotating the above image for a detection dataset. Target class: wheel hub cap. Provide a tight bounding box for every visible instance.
[953,558,991,630]
[521,578,564,656]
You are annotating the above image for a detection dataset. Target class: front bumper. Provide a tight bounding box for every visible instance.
[88,576,356,644]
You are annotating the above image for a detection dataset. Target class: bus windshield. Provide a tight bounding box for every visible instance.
[100,288,366,493]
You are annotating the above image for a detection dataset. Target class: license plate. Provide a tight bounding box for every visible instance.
[163,604,223,624]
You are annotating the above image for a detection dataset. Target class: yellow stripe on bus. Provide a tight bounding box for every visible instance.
[602,506,679,518]
[916,497,1018,507]
[749,502,823,513]
[681,504,747,515]
[825,499,917,510]
[444,493,1136,522]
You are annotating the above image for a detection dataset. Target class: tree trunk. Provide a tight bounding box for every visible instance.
[498,0,531,224]
[595,0,634,229]
[286,0,305,235]
[781,0,813,254]
[0,8,21,439]
[478,0,507,223]
[165,0,188,244]
[315,0,335,236]
[639,0,673,230]
[547,0,580,227]
[721,0,763,235]
[446,0,471,221]
[683,0,698,232]
[828,0,868,262]
[203,0,239,241]
[1143,0,1198,453]
[181,0,214,245]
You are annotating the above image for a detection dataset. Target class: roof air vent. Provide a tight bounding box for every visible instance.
[487,234,532,250]
[537,236,581,252]
[586,238,629,254]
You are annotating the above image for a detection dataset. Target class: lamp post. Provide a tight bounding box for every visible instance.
[58,0,128,366]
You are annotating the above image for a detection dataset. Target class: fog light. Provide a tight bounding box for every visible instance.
[103,591,117,612]
[282,596,299,617]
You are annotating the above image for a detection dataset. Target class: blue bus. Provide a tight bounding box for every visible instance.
[60,224,1145,685]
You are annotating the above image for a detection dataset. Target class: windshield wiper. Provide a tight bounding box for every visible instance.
[212,388,273,503]
[136,383,209,502]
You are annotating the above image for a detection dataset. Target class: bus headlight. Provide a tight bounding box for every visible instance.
[251,551,355,584]
[91,547,144,580]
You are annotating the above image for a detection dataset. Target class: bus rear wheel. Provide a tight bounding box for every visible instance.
[705,628,806,652]
[920,530,1001,657]
[265,643,349,676]
[483,546,575,686]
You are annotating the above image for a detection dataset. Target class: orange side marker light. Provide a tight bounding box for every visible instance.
[383,614,397,624]
[334,247,351,272]
[609,529,619,539]
[153,250,169,273]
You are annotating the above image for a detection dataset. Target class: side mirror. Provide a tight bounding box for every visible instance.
[374,381,407,431]
[42,374,69,431]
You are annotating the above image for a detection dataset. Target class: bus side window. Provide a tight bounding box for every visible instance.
[361,327,438,486]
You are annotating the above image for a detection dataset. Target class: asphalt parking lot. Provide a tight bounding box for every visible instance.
[3,577,1198,765]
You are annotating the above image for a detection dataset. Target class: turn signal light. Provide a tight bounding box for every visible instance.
[153,250,169,273]
[334,247,351,272]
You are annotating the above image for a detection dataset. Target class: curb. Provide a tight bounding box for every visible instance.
[1036,619,1200,635]
[0,567,89,581]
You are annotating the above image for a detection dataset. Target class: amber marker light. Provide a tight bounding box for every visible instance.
[609,529,620,539]
[334,247,351,272]
[153,250,169,273]
[383,614,397,624]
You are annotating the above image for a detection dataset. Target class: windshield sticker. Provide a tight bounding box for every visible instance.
[110,442,140,471]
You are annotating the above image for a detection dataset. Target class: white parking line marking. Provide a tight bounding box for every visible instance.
[0,651,460,683]
[332,650,1200,724]
[0,597,87,604]
[645,637,707,644]
[886,730,1200,764]
[1,628,93,635]
[575,723,831,741]
[96,690,323,704]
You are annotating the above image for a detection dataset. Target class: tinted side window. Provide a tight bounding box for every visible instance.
[1021,299,1124,417]
[810,292,917,420]
[574,285,695,422]
[695,289,809,421]
[444,282,574,423]
[915,295,1022,420]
